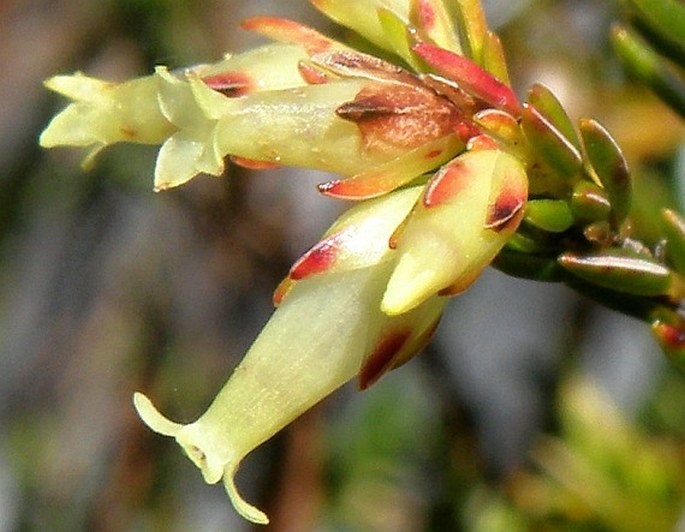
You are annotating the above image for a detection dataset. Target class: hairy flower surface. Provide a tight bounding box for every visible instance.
[40,0,532,524]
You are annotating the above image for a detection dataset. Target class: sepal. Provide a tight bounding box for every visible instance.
[571,181,612,223]
[310,0,414,57]
[318,134,462,199]
[240,17,343,54]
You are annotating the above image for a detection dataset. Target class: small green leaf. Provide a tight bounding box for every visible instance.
[493,250,564,281]
[527,83,580,151]
[524,199,574,233]
[579,117,631,229]
[558,250,673,296]
[571,180,611,223]
[521,103,582,184]
[451,0,488,63]
[377,8,423,70]
[611,23,685,118]
[628,0,685,59]
[662,208,685,275]
[481,30,510,84]
[504,231,548,253]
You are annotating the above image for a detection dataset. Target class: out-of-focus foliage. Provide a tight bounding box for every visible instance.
[4,0,685,530]
[510,378,685,531]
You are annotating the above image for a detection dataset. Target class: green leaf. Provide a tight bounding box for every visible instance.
[481,30,511,84]
[527,83,580,151]
[611,23,685,118]
[524,199,574,233]
[628,0,685,59]
[504,231,549,253]
[451,0,487,63]
[579,118,631,229]
[377,8,423,70]
[662,208,685,275]
[558,250,673,296]
[521,103,582,184]
[570,180,612,223]
[493,250,564,282]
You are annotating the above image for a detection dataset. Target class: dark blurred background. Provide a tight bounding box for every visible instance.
[2,1,685,530]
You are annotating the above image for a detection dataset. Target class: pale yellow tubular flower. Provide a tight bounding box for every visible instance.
[39,43,315,175]
[37,3,538,526]
[134,186,446,524]
[153,68,393,189]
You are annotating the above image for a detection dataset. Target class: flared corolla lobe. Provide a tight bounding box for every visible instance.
[39,74,176,168]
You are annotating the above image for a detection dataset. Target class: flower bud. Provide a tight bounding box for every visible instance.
[382,148,527,314]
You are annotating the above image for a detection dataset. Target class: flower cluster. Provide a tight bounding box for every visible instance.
[40,0,641,525]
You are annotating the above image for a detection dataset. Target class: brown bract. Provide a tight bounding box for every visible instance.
[336,82,462,154]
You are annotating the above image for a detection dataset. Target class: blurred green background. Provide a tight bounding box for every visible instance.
[2,0,685,530]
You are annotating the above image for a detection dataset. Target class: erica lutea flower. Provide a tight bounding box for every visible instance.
[40,0,530,524]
